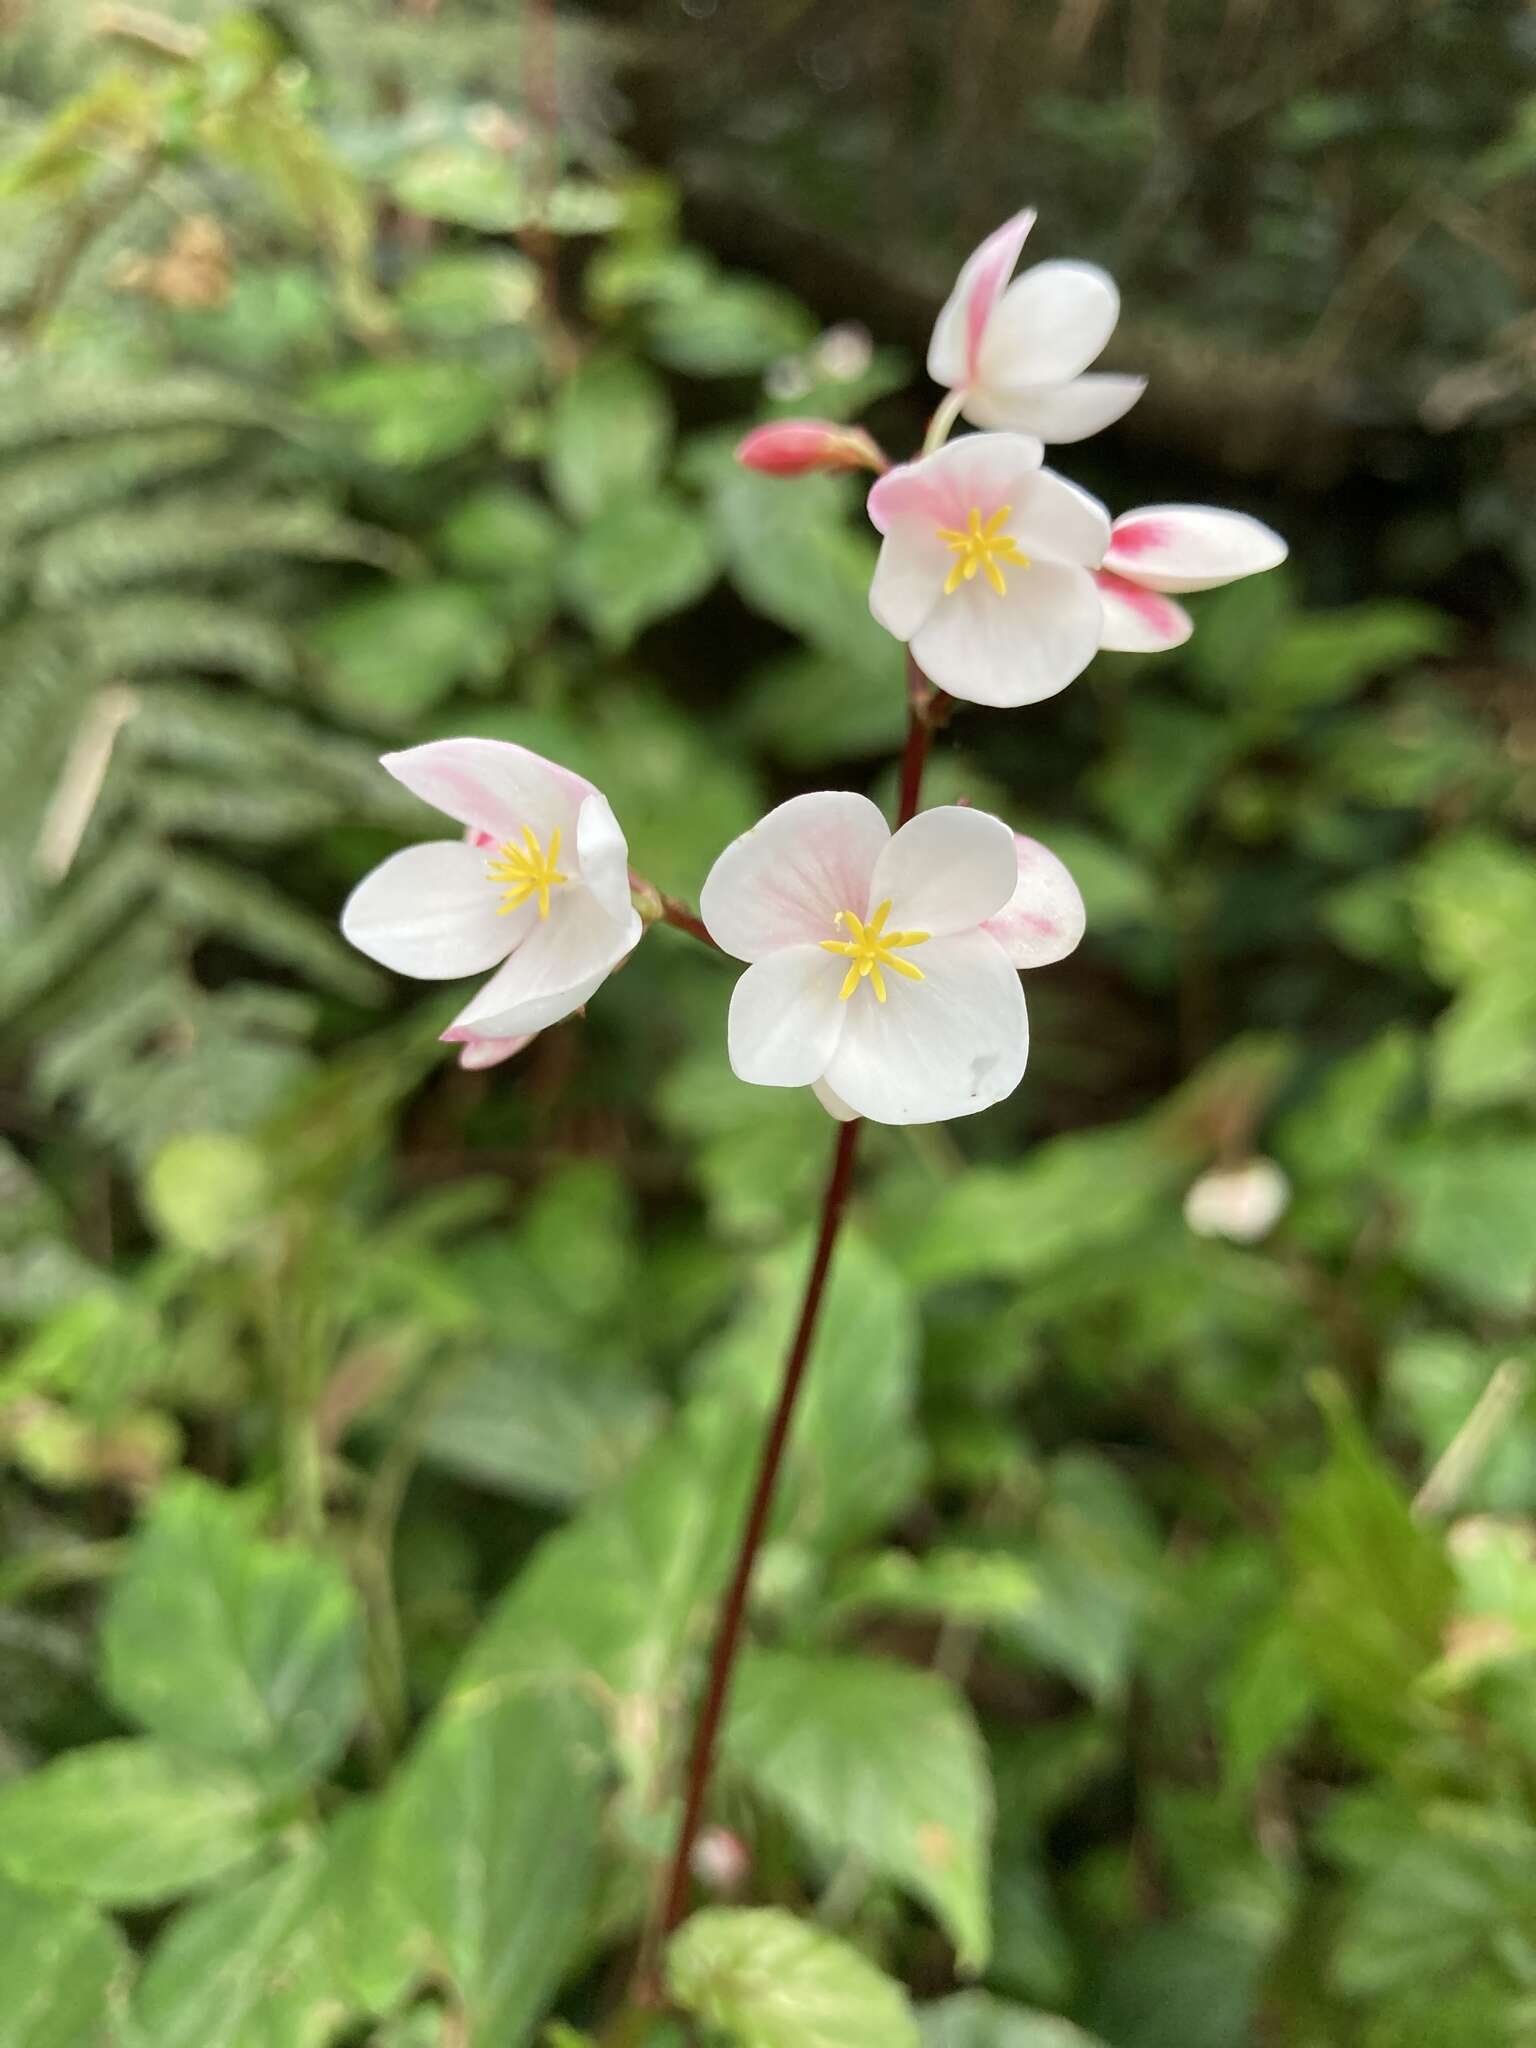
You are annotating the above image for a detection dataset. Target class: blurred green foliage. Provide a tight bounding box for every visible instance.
[1,3,1535,2046]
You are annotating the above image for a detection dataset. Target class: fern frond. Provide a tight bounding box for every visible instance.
[137,769,337,845]
[0,426,235,541]
[0,839,161,1018]
[162,852,384,1004]
[84,592,297,688]
[0,368,272,455]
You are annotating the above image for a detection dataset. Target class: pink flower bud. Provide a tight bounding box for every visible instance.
[734,419,886,478]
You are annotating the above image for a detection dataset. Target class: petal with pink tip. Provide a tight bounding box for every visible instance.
[978,261,1120,389]
[700,791,889,963]
[910,557,1102,708]
[824,929,1028,1125]
[1105,504,1288,593]
[867,432,1044,539]
[926,207,1036,390]
[341,839,522,979]
[869,805,1018,936]
[382,737,594,845]
[458,1031,535,1071]
[443,890,640,1040]
[1094,569,1193,653]
[965,372,1146,444]
[727,945,848,1087]
[982,832,1086,968]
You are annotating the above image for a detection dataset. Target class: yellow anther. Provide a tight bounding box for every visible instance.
[937,503,1031,597]
[819,899,930,1004]
[486,823,567,919]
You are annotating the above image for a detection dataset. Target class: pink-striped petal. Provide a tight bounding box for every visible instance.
[982,832,1086,969]
[1105,504,1288,593]
[1094,568,1193,653]
[927,208,1036,390]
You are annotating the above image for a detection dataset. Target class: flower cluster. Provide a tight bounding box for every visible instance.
[342,210,1286,1126]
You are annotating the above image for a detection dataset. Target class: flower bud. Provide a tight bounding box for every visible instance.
[690,1826,751,1895]
[734,419,886,478]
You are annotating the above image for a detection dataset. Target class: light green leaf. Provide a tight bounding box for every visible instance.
[0,1878,132,2048]
[1389,1136,1536,1314]
[1409,830,1536,989]
[646,276,816,375]
[560,490,718,650]
[0,1741,263,1906]
[140,1132,271,1257]
[712,465,891,673]
[1431,969,1536,1111]
[919,1992,1110,2048]
[309,360,511,467]
[727,1650,992,1969]
[380,1690,603,2043]
[100,1476,364,1793]
[422,1352,666,1506]
[311,583,508,729]
[822,1548,1038,1631]
[667,1907,919,2048]
[547,355,673,521]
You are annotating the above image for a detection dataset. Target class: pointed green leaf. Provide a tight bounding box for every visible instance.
[667,1907,919,2048]
[0,1878,132,2048]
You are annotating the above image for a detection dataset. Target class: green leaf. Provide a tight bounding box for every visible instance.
[822,1548,1038,1631]
[667,1907,919,2048]
[740,650,906,766]
[546,355,673,521]
[132,1850,352,2048]
[646,276,816,375]
[560,490,718,650]
[422,1352,666,1506]
[1084,1915,1269,2048]
[0,1878,132,2048]
[1431,969,1536,1111]
[919,1992,1110,2048]
[380,1689,603,2042]
[1409,830,1536,989]
[309,359,511,467]
[100,1476,365,1793]
[0,1741,263,1906]
[311,583,508,729]
[399,251,540,339]
[1389,1135,1536,1314]
[1284,1381,1455,1763]
[713,467,891,676]
[141,1132,272,1257]
[726,1650,992,1969]
[1254,601,1452,711]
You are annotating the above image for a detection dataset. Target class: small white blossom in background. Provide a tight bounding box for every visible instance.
[690,1826,751,1896]
[1095,503,1290,653]
[340,737,642,1056]
[1183,1158,1291,1244]
[700,791,1083,1126]
[928,207,1145,443]
[867,431,1110,706]
[813,320,874,383]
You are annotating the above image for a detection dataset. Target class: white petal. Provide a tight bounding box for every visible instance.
[458,1031,535,1071]
[381,737,593,845]
[443,889,640,1040]
[965,373,1146,443]
[1006,468,1112,568]
[926,207,1035,390]
[341,840,518,980]
[982,832,1086,968]
[727,946,848,1088]
[868,433,1044,539]
[869,520,952,641]
[869,806,1018,936]
[811,1077,859,1122]
[909,558,1102,708]
[824,930,1028,1125]
[700,791,889,963]
[1104,504,1288,593]
[576,792,632,926]
[977,261,1119,389]
[1094,568,1193,653]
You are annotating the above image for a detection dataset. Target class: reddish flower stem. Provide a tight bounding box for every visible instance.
[643,656,943,1996]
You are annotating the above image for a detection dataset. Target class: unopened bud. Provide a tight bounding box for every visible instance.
[690,1826,750,1895]
[1183,1158,1290,1244]
[734,419,886,478]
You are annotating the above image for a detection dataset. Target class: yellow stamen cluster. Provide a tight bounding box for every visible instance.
[820,900,930,1003]
[486,824,567,919]
[938,504,1031,596]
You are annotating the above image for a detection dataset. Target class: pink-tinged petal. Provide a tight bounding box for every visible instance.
[811,1077,859,1122]
[824,929,1028,1125]
[910,557,1102,708]
[458,1030,535,1071]
[1105,503,1288,593]
[341,839,520,980]
[1094,569,1193,653]
[727,946,848,1087]
[575,792,632,927]
[700,792,889,963]
[868,432,1044,538]
[443,892,641,1040]
[978,261,1120,389]
[381,737,594,845]
[1006,467,1112,568]
[964,372,1146,443]
[926,207,1036,390]
[870,806,1018,936]
[736,420,886,477]
[869,520,952,640]
[982,832,1086,968]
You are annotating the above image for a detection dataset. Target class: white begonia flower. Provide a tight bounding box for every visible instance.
[700,792,1083,1126]
[340,737,642,1049]
[1183,1158,1291,1244]
[868,432,1110,707]
[1095,503,1290,652]
[928,208,1145,443]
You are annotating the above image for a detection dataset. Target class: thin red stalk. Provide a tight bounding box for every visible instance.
[657,893,719,950]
